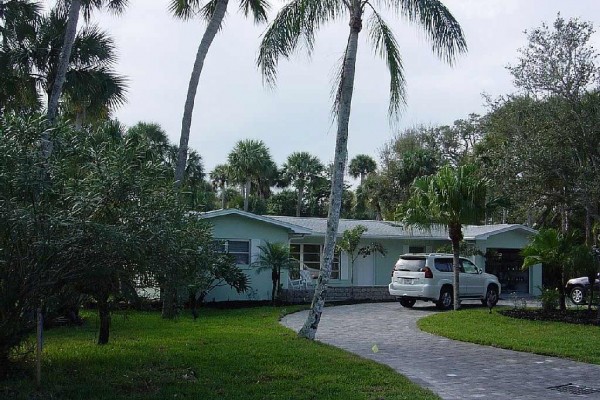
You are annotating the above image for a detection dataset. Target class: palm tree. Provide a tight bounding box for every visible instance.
[399,164,492,310]
[251,242,299,303]
[210,164,230,209]
[522,229,589,311]
[348,154,376,185]
[228,139,274,212]
[258,0,466,338]
[170,0,270,188]
[0,0,42,115]
[46,0,127,125]
[282,152,324,217]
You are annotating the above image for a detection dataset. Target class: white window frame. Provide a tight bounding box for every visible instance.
[214,239,251,265]
[290,243,340,280]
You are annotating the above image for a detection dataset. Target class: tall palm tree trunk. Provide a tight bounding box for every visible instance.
[47,0,81,125]
[174,0,229,188]
[449,222,462,310]
[298,12,361,340]
[244,179,251,211]
[221,185,226,209]
[296,185,304,217]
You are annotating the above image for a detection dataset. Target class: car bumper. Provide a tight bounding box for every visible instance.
[388,282,439,301]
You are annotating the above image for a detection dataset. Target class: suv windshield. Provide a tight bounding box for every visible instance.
[394,257,426,271]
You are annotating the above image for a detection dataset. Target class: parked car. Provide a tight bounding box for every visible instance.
[565,273,600,305]
[388,253,501,310]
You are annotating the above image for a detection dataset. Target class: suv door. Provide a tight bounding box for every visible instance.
[435,257,467,295]
[460,259,482,296]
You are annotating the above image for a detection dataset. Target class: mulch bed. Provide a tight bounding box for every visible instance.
[500,308,600,325]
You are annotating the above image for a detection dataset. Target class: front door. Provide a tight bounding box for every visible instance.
[354,254,374,286]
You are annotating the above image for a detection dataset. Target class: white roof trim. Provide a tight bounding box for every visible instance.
[199,209,312,235]
[473,224,537,240]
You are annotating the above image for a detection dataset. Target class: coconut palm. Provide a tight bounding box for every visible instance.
[210,164,231,209]
[282,152,324,216]
[170,0,271,188]
[46,0,128,125]
[258,0,466,338]
[251,242,299,303]
[348,154,376,185]
[227,139,273,212]
[398,164,492,310]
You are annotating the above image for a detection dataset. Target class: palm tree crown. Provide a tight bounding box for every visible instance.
[282,151,324,216]
[348,154,377,185]
[227,139,274,211]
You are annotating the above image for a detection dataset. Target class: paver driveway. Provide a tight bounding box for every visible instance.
[281,302,600,399]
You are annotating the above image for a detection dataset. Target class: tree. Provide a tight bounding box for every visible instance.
[227,139,274,212]
[336,225,386,294]
[210,164,230,209]
[46,0,127,125]
[0,3,127,124]
[522,229,588,311]
[348,154,376,185]
[281,151,324,216]
[259,0,465,338]
[399,164,493,310]
[266,189,297,216]
[507,14,599,102]
[170,0,270,188]
[251,242,299,303]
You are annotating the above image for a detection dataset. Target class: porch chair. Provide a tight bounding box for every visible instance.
[299,269,315,289]
[288,275,303,290]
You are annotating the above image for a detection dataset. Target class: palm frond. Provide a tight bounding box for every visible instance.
[329,38,348,118]
[381,0,466,65]
[257,0,346,87]
[239,0,269,24]
[367,7,406,118]
[71,24,117,68]
[169,0,203,20]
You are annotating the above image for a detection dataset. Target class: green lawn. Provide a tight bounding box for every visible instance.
[418,307,600,364]
[2,307,438,400]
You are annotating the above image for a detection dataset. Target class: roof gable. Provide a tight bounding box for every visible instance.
[199,209,312,235]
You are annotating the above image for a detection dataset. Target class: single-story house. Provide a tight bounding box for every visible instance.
[200,209,540,302]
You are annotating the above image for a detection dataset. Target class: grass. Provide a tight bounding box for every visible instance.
[418,307,600,364]
[2,307,438,400]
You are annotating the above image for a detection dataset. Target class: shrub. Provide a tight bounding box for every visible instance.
[539,287,560,312]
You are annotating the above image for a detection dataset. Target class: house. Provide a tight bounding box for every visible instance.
[200,209,540,302]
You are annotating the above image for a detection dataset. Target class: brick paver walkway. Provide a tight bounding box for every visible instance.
[281,302,600,399]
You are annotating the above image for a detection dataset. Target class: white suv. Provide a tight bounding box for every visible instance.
[388,253,501,310]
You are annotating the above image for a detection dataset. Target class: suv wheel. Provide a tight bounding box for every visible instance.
[399,298,416,308]
[481,285,499,307]
[436,287,453,310]
[570,286,586,305]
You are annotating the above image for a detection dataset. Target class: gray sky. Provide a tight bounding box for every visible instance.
[90,0,600,178]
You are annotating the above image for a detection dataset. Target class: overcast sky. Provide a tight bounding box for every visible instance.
[88,0,600,178]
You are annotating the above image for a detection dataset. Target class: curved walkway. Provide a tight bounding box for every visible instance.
[281,302,600,399]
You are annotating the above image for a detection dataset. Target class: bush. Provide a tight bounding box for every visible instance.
[539,287,560,312]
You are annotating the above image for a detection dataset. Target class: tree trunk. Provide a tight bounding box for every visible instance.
[298,9,361,340]
[47,0,81,125]
[244,179,251,211]
[271,268,277,304]
[296,185,304,217]
[221,186,226,209]
[559,268,566,311]
[162,284,177,319]
[97,297,110,345]
[174,0,229,188]
[449,222,463,310]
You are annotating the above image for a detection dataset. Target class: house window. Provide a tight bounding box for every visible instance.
[214,239,250,265]
[409,246,425,254]
[290,244,340,279]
